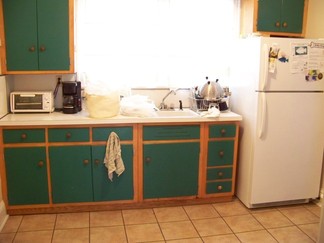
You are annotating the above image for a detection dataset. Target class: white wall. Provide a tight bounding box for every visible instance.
[305,0,324,200]
[305,0,324,38]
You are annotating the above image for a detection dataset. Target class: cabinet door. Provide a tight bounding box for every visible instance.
[37,0,70,70]
[92,145,134,201]
[143,142,199,199]
[3,0,38,70]
[3,0,70,71]
[257,0,304,33]
[50,146,93,203]
[4,147,49,205]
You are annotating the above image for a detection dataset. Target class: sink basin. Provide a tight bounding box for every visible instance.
[155,109,199,118]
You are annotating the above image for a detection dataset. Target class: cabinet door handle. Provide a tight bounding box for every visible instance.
[94,159,100,166]
[275,21,280,28]
[145,157,152,163]
[21,133,27,140]
[220,128,226,136]
[282,22,288,28]
[217,185,223,191]
[219,150,224,158]
[29,46,36,52]
[83,159,89,165]
[40,45,46,52]
[37,161,44,167]
[66,132,72,139]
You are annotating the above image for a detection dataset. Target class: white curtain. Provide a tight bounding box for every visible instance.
[75,0,240,90]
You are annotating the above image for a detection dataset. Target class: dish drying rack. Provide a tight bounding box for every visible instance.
[189,89,222,112]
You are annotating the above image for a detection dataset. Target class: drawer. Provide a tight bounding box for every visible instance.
[207,141,234,166]
[143,125,200,140]
[92,127,133,141]
[48,128,89,142]
[3,129,45,144]
[207,167,233,180]
[206,181,232,194]
[209,124,236,138]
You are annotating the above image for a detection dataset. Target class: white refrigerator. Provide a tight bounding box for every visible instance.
[230,37,324,208]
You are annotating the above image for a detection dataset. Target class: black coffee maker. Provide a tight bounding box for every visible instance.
[62,81,82,114]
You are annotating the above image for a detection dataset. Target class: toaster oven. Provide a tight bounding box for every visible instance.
[10,91,54,113]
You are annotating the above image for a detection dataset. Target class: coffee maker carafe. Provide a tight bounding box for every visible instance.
[62,81,82,114]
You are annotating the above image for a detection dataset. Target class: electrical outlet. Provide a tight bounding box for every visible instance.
[56,75,62,83]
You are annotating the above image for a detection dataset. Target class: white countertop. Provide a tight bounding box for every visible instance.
[0,110,242,126]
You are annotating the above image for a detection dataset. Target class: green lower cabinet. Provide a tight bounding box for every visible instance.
[4,147,49,205]
[92,145,134,201]
[50,146,93,203]
[143,142,199,199]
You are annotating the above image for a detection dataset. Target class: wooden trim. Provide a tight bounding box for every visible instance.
[0,0,6,74]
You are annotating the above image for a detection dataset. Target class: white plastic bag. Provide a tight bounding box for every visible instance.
[120,95,158,117]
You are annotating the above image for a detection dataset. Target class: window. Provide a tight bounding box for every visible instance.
[75,0,240,90]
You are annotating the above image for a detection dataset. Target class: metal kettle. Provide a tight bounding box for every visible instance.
[200,78,224,100]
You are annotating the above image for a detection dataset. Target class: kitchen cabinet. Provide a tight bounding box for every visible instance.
[205,124,238,195]
[92,145,133,201]
[2,128,49,205]
[1,0,74,73]
[142,125,200,199]
[4,147,49,205]
[240,0,308,37]
[0,118,240,215]
[49,126,134,203]
[50,145,93,203]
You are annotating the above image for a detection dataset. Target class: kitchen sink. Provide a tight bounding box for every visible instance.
[155,109,199,118]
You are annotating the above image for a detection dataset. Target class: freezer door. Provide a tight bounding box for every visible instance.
[259,37,324,91]
[250,92,324,205]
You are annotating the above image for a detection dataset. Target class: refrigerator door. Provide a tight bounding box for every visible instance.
[250,92,324,205]
[0,76,8,118]
[259,37,324,92]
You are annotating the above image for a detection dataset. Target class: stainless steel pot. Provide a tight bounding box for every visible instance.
[200,79,224,100]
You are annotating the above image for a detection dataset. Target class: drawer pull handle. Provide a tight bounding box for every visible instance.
[145,157,152,163]
[21,133,27,139]
[94,159,100,165]
[282,22,288,28]
[217,185,223,191]
[66,132,72,139]
[220,128,226,136]
[83,159,89,165]
[38,161,44,167]
[218,172,223,177]
[219,151,224,157]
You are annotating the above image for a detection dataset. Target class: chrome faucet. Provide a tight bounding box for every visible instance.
[159,89,178,110]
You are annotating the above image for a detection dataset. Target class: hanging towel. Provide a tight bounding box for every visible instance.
[104,132,125,181]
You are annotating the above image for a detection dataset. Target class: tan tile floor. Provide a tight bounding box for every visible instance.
[0,199,321,242]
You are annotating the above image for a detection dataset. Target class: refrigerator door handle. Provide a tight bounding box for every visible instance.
[260,44,269,91]
[258,92,266,139]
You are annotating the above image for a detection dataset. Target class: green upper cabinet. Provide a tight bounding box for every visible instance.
[257,0,305,34]
[2,0,73,72]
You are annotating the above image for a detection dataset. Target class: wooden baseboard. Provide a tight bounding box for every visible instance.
[7,196,234,215]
